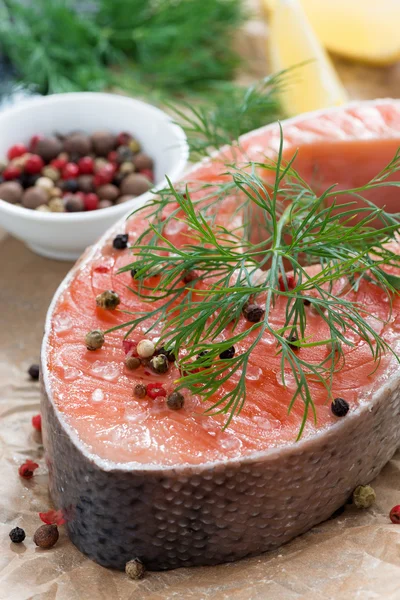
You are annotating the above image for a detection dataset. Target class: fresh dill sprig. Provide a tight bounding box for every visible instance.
[97,0,246,91]
[106,131,400,437]
[168,73,285,161]
[0,0,246,96]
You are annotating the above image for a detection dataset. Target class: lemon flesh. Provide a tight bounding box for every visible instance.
[268,0,348,116]
[264,0,400,65]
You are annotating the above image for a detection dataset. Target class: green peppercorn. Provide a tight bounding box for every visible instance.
[85,330,105,351]
[167,391,184,410]
[119,161,135,175]
[125,356,141,370]
[128,139,141,154]
[352,485,376,509]
[125,558,146,580]
[150,354,169,374]
[134,383,146,399]
[96,290,120,310]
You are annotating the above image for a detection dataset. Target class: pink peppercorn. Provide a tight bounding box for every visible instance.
[32,414,42,432]
[390,505,400,524]
[29,135,43,152]
[117,132,132,146]
[51,156,68,171]
[84,193,99,211]
[78,156,95,175]
[3,165,22,180]
[147,383,167,399]
[7,143,27,161]
[25,155,45,174]
[39,509,66,526]
[62,163,80,180]
[19,459,39,479]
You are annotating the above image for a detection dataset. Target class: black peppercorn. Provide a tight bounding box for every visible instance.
[155,346,176,362]
[243,303,265,323]
[113,234,129,250]
[28,364,40,380]
[197,350,212,366]
[60,179,79,193]
[331,397,349,417]
[167,391,185,410]
[286,333,299,350]
[303,297,311,306]
[112,173,126,187]
[219,346,235,359]
[20,173,40,189]
[130,269,137,279]
[9,527,26,543]
[116,145,134,164]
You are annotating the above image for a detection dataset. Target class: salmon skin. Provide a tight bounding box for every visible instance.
[42,99,400,570]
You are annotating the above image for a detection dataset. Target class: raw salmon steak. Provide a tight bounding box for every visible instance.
[42,99,400,570]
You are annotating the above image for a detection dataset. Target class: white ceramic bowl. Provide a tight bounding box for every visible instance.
[0,93,188,260]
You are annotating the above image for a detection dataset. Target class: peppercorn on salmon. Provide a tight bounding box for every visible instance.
[42,99,400,570]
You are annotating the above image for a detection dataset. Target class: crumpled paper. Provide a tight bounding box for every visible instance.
[2,231,400,600]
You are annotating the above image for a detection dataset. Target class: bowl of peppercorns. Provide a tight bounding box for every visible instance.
[0,93,188,260]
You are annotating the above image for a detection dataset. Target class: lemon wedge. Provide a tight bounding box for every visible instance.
[267,0,348,116]
[263,0,400,65]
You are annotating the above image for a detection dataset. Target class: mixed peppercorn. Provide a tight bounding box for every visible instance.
[0,130,154,212]
[331,397,350,417]
[28,363,40,380]
[9,526,26,543]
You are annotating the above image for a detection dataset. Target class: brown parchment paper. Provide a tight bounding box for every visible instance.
[2,8,400,599]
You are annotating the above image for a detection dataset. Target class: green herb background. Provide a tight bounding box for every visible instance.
[0,0,284,148]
